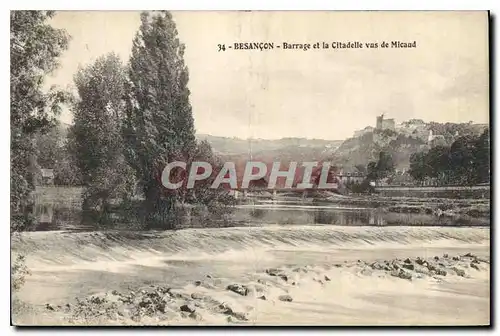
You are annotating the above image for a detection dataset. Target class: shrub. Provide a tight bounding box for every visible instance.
[12,254,31,292]
[346,179,375,194]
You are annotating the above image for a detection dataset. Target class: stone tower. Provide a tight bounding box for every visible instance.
[376,114,384,129]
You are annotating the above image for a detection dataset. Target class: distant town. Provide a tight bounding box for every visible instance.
[353,114,480,145]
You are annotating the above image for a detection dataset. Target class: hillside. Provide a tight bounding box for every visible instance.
[196,134,343,158]
[54,122,486,174]
[334,129,427,170]
[335,122,489,170]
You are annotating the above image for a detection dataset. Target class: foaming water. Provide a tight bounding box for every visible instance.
[12,225,490,270]
[12,225,490,312]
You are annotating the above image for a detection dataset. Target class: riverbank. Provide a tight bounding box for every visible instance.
[317,195,490,219]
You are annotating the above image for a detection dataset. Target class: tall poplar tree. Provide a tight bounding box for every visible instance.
[123,11,196,228]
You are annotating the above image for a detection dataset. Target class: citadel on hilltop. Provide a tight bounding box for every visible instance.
[353,114,397,137]
[352,115,444,145]
[376,114,395,131]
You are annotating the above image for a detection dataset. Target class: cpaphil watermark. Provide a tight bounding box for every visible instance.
[161,161,340,190]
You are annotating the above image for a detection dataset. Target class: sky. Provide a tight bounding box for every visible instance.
[46,11,489,140]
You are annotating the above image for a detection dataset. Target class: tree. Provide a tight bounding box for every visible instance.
[473,128,490,184]
[425,145,450,182]
[354,164,367,174]
[407,131,490,187]
[366,161,378,180]
[409,152,428,182]
[53,126,82,186]
[53,153,82,186]
[375,151,395,179]
[11,11,70,230]
[448,135,477,185]
[367,151,395,181]
[31,121,82,185]
[123,11,196,228]
[72,53,136,217]
[33,123,64,168]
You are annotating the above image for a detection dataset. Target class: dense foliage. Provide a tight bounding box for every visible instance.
[122,11,197,228]
[71,53,136,218]
[367,151,395,181]
[409,129,490,186]
[11,11,70,231]
[33,122,81,185]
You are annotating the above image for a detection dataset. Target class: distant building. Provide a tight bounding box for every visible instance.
[39,168,54,185]
[427,129,435,143]
[336,170,365,184]
[427,129,445,144]
[376,114,395,131]
[397,119,426,134]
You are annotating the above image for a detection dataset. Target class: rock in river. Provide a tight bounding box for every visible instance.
[278,294,293,302]
[180,304,196,313]
[227,284,249,296]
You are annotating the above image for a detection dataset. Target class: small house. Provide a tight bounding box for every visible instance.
[337,170,365,184]
[40,168,54,185]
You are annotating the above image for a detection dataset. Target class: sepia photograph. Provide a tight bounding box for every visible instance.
[10,10,490,326]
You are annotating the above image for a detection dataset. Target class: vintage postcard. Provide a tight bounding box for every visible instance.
[11,10,490,326]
